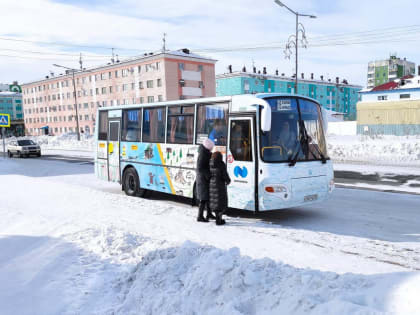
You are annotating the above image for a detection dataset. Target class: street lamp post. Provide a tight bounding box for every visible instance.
[274,0,316,95]
[53,64,81,141]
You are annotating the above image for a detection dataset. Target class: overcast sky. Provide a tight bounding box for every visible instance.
[1,0,420,87]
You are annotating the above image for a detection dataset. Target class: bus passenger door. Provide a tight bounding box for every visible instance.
[108,119,121,182]
[227,117,256,211]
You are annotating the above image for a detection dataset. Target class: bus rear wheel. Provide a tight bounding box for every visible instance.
[123,167,147,198]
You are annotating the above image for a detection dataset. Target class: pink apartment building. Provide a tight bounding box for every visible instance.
[22,49,216,135]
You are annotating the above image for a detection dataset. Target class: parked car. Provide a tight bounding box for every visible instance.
[7,140,41,158]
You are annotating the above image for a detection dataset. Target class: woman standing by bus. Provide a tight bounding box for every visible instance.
[209,151,231,225]
[196,138,215,222]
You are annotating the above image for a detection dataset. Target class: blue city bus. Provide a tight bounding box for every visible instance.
[95,93,334,212]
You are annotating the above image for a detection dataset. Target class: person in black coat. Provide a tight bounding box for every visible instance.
[209,151,231,225]
[196,138,215,222]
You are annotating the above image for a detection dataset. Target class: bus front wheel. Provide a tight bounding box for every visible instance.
[123,168,147,198]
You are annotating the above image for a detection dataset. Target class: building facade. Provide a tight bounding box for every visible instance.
[0,88,24,136]
[367,55,415,89]
[216,72,362,120]
[358,76,420,135]
[22,50,216,136]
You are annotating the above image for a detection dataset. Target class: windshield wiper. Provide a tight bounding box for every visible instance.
[309,140,327,164]
[288,119,307,167]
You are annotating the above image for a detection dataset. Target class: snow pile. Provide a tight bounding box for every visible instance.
[117,241,420,315]
[328,134,420,165]
[5,134,95,151]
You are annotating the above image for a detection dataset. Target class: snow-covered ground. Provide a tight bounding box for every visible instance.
[1,157,420,314]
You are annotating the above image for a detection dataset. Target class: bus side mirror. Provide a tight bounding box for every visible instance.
[261,104,271,132]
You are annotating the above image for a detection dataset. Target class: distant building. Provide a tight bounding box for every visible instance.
[367,55,415,89]
[357,75,420,135]
[21,49,216,136]
[0,87,24,136]
[216,71,362,120]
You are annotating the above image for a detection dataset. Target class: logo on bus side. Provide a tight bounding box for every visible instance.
[234,166,248,178]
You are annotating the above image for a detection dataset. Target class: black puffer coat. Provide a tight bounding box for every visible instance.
[209,153,231,212]
[196,144,212,201]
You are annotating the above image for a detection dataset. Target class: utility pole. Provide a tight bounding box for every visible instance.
[53,64,81,141]
[274,0,316,95]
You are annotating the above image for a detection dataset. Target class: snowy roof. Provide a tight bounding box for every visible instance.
[369,75,420,92]
[0,91,21,96]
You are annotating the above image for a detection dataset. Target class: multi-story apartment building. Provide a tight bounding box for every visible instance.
[216,71,362,120]
[22,49,216,136]
[0,82,24,136]
[367,55,415,89]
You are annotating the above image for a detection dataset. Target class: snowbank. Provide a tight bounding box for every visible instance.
[4,134,95,151]
[328,135,420,166]
[119,241,420,315]
[2,158,420,314]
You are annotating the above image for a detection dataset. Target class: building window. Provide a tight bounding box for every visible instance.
[377,95,388,101]
[139,81,144,89]
[147,80,154,88]
[84,103,89,108]
[122,84,128,91]
[109,72,112,79]
[199,81,204,88]
[198,65,203,72]
[157,79,162,87]
[115,70,119,78]
[158,95,163,102]
[101,73,106,80]
[400,94,410,99]
[147,96,154,103]
[138,65,141,73]
[109,86,113,93]
[84,115,89,121]
[102,87,107,94]
[122,69,128,77]
[131,82,135,90]
[179,63,185,70]
[156,62,160,70]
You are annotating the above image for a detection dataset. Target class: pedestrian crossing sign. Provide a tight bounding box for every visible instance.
[0,113,10,127]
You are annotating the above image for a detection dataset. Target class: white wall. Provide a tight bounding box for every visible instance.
[328,121,357,136]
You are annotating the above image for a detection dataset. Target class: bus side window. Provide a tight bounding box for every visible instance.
[122,109,141,142]
[196,103,228,145]
[98,111,108,140]
[142,107,166,143]
[230,120,252,161]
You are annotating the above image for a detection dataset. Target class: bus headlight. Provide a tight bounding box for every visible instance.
[329,179,335,192]
[264,184,290,200]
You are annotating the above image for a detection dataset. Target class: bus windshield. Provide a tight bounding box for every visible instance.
[260,97,328,163]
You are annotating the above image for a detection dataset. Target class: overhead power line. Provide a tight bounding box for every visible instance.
[0,36,144,52]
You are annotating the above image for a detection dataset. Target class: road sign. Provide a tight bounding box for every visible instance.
[0,113,10,127]
[9,84,22,93]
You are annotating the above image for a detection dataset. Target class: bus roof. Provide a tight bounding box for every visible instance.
[97,93,320,112]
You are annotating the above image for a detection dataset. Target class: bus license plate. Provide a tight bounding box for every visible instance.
[304,194,318,202]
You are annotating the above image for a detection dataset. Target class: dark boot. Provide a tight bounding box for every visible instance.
[197,201,209,222]
[215,212,226,225]
[206,210,216,220]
